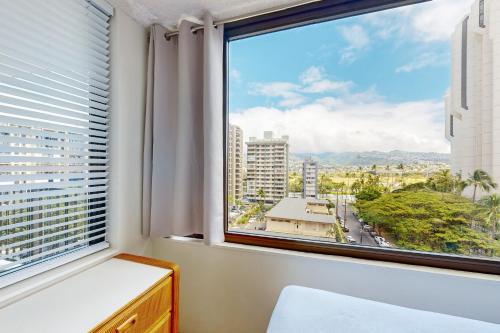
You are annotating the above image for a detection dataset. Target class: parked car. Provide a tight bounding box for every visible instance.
[362,225,373,232]
[380,241,392,248]
[346,236,356,244]
[374,236,386,245]
[342,227,350,232]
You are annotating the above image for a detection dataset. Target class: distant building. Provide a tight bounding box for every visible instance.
[445,0,500,197]
[246,131,289,203]
[302,158,318,199]
[265,198,334,237]
[228,125,244,203]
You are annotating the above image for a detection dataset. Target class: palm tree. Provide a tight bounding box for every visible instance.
[257,188,266,213]
[332,182,345,218]
[453,172,467,195]
[466,169,497,202]
[344,171,351,195]
[478,194,500,239]
[385,165,390,190]
[397,163,405,185]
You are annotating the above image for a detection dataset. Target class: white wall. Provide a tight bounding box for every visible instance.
[108,9,152,256]
[152,238,500,333]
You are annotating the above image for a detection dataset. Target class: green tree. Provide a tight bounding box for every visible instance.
[257,188,266,213]
[478,194,500,239]
[466,169,497,202]
[288,172,303,193]
[426,169,454,193]
[319,173,333,195]
[355,191,500,255]
[356,187,382,201]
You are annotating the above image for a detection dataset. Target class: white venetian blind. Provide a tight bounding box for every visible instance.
[0,0,112,279]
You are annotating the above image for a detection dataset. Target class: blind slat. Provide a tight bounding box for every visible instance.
[0,54,110,104]
[1,233,107,271]
[0,186,108,203]
[0,192,107,213]
[0,171,108,183]
[0,82,108,118]
[0,125,109,145]
[1,226,107,257]
[0,214,107,242]
[0,206,107,232]
[0,134,108,151]
[0,199,108,222]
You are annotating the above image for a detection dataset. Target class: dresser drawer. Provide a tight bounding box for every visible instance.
[92,276,172,333]
[147,312,171,333]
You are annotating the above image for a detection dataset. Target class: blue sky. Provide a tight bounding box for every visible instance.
[228,0,474,154]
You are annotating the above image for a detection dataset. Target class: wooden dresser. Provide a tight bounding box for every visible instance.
[0,253,179,333]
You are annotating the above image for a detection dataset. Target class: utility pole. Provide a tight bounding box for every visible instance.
[344,197,347,228]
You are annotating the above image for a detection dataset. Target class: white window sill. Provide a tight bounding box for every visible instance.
[165,236,500,282]
[0,247,119,309]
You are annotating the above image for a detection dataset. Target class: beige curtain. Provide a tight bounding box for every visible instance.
[142,15,224,245]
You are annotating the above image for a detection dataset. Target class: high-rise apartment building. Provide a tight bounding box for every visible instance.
[302,158,318,199]
[445,0,500,197]
[246,131,289,203]
[228,125,244,204]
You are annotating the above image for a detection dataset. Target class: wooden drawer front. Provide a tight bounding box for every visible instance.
[93,276,172,333]
[147,312,171,333]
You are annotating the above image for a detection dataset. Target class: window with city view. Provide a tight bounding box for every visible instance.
[225,0,500,265]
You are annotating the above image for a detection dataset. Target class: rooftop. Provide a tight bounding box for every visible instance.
[265,198,334,224]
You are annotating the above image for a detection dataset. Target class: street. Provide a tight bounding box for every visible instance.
[338,200,378,247]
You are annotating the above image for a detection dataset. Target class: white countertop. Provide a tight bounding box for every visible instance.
[0,258,172,333]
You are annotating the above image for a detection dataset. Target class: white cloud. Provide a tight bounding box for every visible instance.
[230,68,241,83]
[230,97,449,154]
[338,25,369,64]
[300,66,323,84]
[250,67,352,106]
[396,52,450,73]
[302,79,352,94]
[411,0,474,42]
[250,82,304,107]
[364,0,475,42]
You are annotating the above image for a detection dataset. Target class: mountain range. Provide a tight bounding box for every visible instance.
[291,150,450,167]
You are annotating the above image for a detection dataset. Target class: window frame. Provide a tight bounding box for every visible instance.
[222,0,500,275]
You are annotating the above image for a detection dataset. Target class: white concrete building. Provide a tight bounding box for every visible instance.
[302,158,318,199]
[445,0,500,197]
[228,125,244,203]
[265,198,334,237]
[246,131,289,203]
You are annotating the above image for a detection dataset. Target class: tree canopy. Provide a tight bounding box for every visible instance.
[355,190,500,256]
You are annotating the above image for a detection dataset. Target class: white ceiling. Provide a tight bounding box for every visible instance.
[106,0,311,29]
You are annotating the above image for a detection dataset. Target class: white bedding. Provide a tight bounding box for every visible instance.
[267,286,500,333]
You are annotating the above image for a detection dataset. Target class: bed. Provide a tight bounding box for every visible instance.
[267,286,500,333]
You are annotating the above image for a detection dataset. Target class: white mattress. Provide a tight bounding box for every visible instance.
[267,286,500,333]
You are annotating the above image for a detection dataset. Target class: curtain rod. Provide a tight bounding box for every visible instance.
[164,0,322,40]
